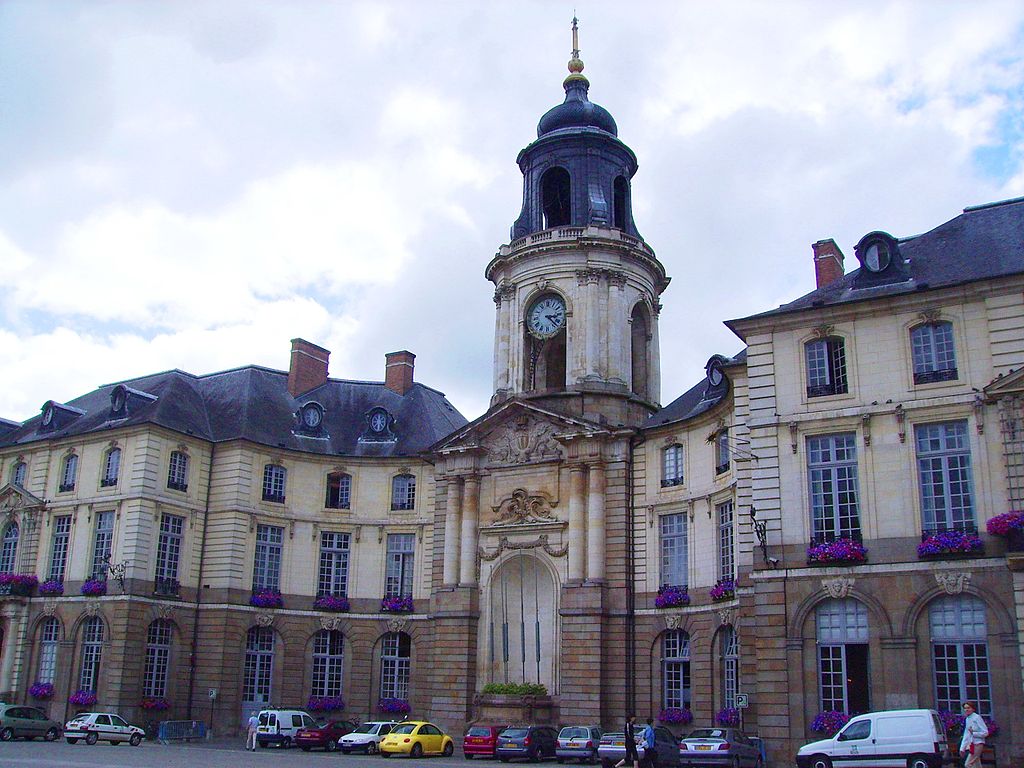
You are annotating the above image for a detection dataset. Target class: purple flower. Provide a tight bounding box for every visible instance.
[378,698,411,714]
[140,697,170,710]
[38,579,64,596]
[29,682,54,700]
[80,578,107,597]
[69,689,98,706]
[917,531,984,557]
[986,510,1024,536]
[0,572,38,589]
[314,595,350,612]
[709,580,735,601]
[307,695,345,712]
[807,539,867,564]
[250,589,283,608]
[381,595,414,613]
[655,585,690,608]
[810,710,850,735]
[939,710,998,738]
[657,708,693,725]
[715,707,740,726]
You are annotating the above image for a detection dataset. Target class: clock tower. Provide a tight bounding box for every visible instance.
[487,19,669,427]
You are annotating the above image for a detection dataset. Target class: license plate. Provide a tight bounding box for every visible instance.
[614,741,624,746]
[697,745,712,751]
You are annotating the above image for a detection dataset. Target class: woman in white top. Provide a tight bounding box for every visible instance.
[959,702,988,768]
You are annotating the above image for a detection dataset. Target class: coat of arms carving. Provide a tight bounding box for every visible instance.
[821,577,854,599]
[492,489,557,526]
[487,417,560,465]
[935,571,970,595]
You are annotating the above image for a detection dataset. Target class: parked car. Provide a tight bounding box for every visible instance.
[679,728,763,768]
[257,708,319,748]
[597,727,678,768]
[63,712,144,745]
[796,709,945,768]
[556,726,603,763]
[496,725,559,762]
[295,718,357,752]
[380,720,455,757]
[0,704,62,742]
[340,721,398,754]
[464,724,511,759]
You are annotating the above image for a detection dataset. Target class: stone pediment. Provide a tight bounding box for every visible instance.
[985,367,1024,398]
[0,484,45,516]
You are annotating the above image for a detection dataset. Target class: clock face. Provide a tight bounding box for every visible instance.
[302,405,322,428]
[370,411,388,433]
[527,295,566,338]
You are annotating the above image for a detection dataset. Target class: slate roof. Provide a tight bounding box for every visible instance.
[0,366,468,458]
[646,350,747,429]
[729,196,1024,328]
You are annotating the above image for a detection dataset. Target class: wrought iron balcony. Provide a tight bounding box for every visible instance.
[154,577,180,596]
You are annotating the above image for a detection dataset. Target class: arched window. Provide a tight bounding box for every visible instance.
[613,176,629,230]
[0,523,19,573]
[59,454,78,493]
[11,461,27,487]
[816,598,869,714]
[79,616,104,693]
[312,629,345,698]
[37,618,60,684]
[721,627,739,709]
[391,474,416,511]
[143,620,172,698]
[911,321,957,384]
[661,444,684,487]
[101,447,121,487]
[930,595,991,716]
[262,464,287,503]
[380,632,411,701]
[805,336,848,397]
[326,472,352,509]
[540,167,571,229]
[243,627,275,709]
[631,304,650,399]
[662,630,691,710]
[167,451,189,492]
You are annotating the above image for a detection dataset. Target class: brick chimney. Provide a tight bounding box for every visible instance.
[385,351,416,395]
[813,239,846,289]
[287,338,330,397]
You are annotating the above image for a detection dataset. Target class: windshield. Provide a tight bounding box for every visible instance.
[258,713,272,726]
[353,723,377,734]
[502,729,528,738]
[686,729,726,739]
[560,728,590,738]
[468,727,493,737]
[392,724,417,735]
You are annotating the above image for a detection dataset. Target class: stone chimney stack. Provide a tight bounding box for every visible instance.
[813,239,846,289]
[385,351,416,395]
[288,338,330,397]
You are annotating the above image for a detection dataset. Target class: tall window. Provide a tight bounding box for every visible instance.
[11,461,27,487]
[806,337,848,397]
[930,596,991,716]
[143,620,172,698]
[807,433,860,541]
[721,627,739,709]
[167,451,189,492]
[540,166,571,229]
[817,598,870,714]
[391,475,416,510]
[326,472,352,509]
[662,630,691,710]
[715,429,730,474]
[243,626,274,707]
[101,447,121,487]
[717,500,734,583]
[662,444,684,487]
[631,304,650,400]
[385,533,415,598]
[252,524,283,592]
[660,513,688,588]
[912,322,957,384]
[916,421,974,532]
[59,454,78,493]
[262,464,286,503]
[318,532,350,597]
[79,616,104,693]
[92,511,114,580]
[48,516,72,582]
[0,523,19,573]
[155,514,184,594]
[312,629,345,698]
[379,632,411,700]
[613,176,629,230]
[37,618,60,685]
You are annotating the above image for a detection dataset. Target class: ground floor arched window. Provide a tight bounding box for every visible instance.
[930,595,992,716]
[143,620,172,698]
[38,617,60,684]
[312,630,344,698]
[662,630,691,709]
[816,598,869,713]
[380,632,410,701]
[79,617,104,693]
[243,627,274,710]
[721,626,739,708]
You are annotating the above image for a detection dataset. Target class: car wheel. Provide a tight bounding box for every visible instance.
[130,733,142,747]
[45,727,60,742]
[85,732,98,745]
[0,727,13,741]
[66,738,79,744]
[444,741,455,757]
[411,743,424,758]
[382,751,392,758]
[465,753,473,760]
[281,736,292,749]
[810,757,831,768]
[530,747,540,763]
[368,742,379,755]
[326,740,338,752]
[109,739,120,746]
[907,756,932,768]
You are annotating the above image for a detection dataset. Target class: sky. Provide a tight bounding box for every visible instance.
[2,0,1024,423]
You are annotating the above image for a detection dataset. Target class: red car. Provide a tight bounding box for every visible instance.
[463,724,511,759]
[295,719,357,752]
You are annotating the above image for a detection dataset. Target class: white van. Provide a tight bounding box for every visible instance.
[796,709,946,768]
[256,708,318,748]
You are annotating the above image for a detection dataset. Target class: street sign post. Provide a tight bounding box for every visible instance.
[735,693,748,708]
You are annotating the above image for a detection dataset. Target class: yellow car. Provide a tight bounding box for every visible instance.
[380,720,455,758]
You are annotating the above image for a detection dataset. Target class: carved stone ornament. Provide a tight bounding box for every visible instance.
[935,571,970,595]
[320,615,343,632]
[255,611,275,627]
[84,602,101,618]
[919,307,942,324]
[492,489,558,526]
[155,603,174,621]
[42,601,57,617]
[479,534,568,562]
[664,614,684,630]
[822,577,855,599]
[718,608,734,626]
[812,324,835,339]
[387,617,408,634]
[487,417,561,465]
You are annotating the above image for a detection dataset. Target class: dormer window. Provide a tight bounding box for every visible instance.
[262,464,287,504]
[911,321,957,384]
[39,400,86,433]
[805,337,848,397]
[361,408,395,442]
[108,384,157,418]
[111,386,127,415]
[101,447,121,488]
[298,402,325,434]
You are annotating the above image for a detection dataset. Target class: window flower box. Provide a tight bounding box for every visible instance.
[250,589,283,608]
[810,710,849,735]
[307,695,345,712]
[987,510,1024,552]
[655,585,690,608]
[658,707,693,725]
[807,538,867,565]
[0,573,38,596]
[917,530,983,558]
[69,689,98,706]
[38,579,64,597]
[140,697,170,710]
[715,707,740,726]
[80,578,107,597]
[29,682,54,700]
[314,595,350,612]
[381,595,414,613]
[709,579,735,602]
[378,698,411,715]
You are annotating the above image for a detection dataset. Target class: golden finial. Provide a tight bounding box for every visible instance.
[567,15,585,75]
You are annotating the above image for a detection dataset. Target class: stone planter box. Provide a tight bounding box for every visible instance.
[474,694,555,725]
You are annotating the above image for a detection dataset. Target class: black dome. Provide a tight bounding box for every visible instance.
[537,77,617,137]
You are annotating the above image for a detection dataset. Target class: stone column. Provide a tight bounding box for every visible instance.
[586,464,606,581]
[493,284,515,395]
[459,475,481,585]
[442,477,462,586]
[492,290,504,393]
[586,271,601,379]
[568,466,586,581]
[607,272,627,385]
[650,302,662,405]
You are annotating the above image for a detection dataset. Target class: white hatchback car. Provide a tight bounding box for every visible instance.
[338,721,397,754]
[64,712,145,746]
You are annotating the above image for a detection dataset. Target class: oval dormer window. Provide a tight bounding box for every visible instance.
[301,403,323,429]
[41,403,54,427]
[864,240,890,272]
[111,386,126,414]
[369,409,389,434]
[855,231,899,275]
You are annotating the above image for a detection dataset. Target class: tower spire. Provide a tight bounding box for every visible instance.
[567,15,585,79]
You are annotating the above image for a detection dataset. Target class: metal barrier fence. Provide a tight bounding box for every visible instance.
[158,720,208,744]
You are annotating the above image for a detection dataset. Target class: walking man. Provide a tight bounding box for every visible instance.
[640,718,656,768]
[245,710,259,751]
[959,702,988,768]
[615,714,640,768]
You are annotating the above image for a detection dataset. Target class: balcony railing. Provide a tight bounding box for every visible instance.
[262,492,286,504]
[58,483,75,493]
[154,577,180,596]
[914,367,958,385]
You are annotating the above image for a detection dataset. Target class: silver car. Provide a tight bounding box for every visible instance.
[557,726,603,763]
[678,728,762,768]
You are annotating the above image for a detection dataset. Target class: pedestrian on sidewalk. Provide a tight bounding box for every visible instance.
[640,718,655,768]
[245,710,258,751]
[959,702,988,768]
[615,714,640,768]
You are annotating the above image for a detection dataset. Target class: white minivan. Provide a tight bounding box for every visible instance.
[796,709,946,768]
[256,708,318,748]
